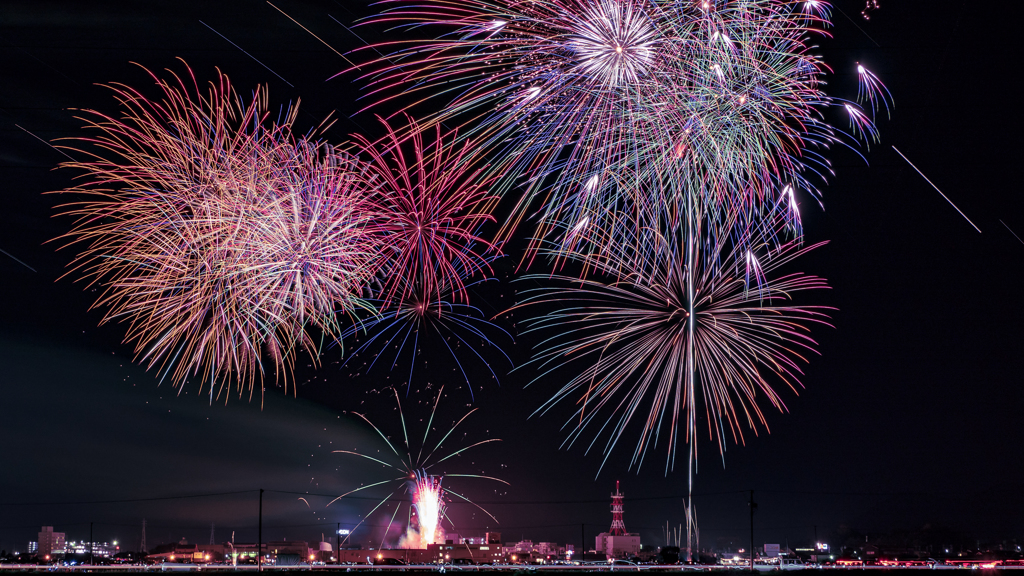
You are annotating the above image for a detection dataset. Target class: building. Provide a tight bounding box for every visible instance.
[64,540,120,558]
[27,542,37,554]
[37,526,66,559]
[594,482,642,559]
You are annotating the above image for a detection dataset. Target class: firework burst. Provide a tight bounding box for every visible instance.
[518,212,832,474]
[54,63,380,398]
[351,0,880,258]
[352,115,500,309]
[337,116,509,394]
[330,387,506,549]
[340,272,513,399]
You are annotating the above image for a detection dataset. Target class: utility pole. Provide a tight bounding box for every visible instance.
[258,489,263,572]
[749,487,757,569]
[89,522,94,565]
[748,491,757,572]
[336,522,340,565]
[581,523,585,560]
[140,519,147,556]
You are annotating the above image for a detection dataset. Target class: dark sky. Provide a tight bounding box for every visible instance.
[2,0,1023,557]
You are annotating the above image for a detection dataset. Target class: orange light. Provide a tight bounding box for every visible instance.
[169,555,175,561]
[310,554,316,561]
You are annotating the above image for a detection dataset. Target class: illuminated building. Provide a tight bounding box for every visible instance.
[37,526,65,558]
[64,540,120,558]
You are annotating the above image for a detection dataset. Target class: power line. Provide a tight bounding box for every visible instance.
[0,490,257,507]
[0,486,970,508]
[266,488,745,505]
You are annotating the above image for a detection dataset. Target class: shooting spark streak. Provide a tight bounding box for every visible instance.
[892,146,981,233]
[330,387,506,549]
[53,63,380,398]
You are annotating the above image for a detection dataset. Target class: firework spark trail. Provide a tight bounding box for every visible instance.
[856,63,893,119]
[892,146,981,233]
[517,212,832,474]
[329,387,506,548]
[53,63,381,398]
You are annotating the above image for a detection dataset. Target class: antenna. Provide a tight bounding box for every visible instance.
[609,481,626,536]
[140,519,147,554]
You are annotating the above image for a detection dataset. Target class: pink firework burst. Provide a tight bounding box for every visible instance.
[54,63,381,399]
[352,115,500,310]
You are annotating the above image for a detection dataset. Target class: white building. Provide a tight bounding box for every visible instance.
[595,533,641,559]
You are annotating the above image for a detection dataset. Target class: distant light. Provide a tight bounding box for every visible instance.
[337,529,350,535]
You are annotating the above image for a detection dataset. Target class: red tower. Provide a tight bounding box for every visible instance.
[609,480,626,536]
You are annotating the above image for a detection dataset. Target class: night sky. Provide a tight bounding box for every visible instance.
[2,0,1023,557]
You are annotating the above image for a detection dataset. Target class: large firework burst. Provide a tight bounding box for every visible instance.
[352,0,878,258]
[54,64,379,398]
[519,212,832,473]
